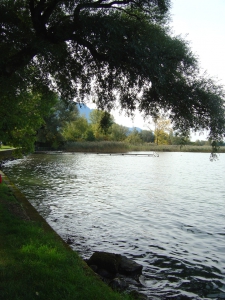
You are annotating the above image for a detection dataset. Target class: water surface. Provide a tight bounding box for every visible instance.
[3,152,225,299]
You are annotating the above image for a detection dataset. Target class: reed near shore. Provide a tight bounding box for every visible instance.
[63,141,225,153]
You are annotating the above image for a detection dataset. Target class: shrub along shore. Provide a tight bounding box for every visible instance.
[0,171,134,300]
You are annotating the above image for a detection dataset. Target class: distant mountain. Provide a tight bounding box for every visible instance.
[128,127,142,133]
[77,104,143,132]
[77,104,92,121]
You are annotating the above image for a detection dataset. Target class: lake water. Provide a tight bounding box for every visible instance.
[2,152,225,299]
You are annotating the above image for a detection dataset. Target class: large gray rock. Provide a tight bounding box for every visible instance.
[86,252,120,276]
[119,255,143,276]
[86,251,143,277]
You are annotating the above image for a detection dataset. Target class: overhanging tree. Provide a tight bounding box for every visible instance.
[0,0,224,151]
[0,87,57,152]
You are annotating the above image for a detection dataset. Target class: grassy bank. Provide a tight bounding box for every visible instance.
[0,176,132,300]
[64,141,225,153]
[0,145,13,151]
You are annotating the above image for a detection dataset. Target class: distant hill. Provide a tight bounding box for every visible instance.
[129,127,142,133]
[77,104,143,132]
[77,104,92,120]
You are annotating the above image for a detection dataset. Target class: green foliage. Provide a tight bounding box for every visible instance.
[155,130,169,145]
[89,109,114,140]
[62,116,90,141]
[0,0,224,149]
[218,140,225,146]
[139,130,155,143]
[125,128,143,144]
[89,109,102,125]
[84,129,96,141]
[154,117,171,145]
[110,124,130,141]
[0,88,56,153]
[36,99,79,148]
[100,111,114,135]
[194,139,209,146]
[169,130,191,146]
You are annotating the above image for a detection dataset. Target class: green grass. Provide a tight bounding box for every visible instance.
[0,181,133,300]
[0,145,14,151]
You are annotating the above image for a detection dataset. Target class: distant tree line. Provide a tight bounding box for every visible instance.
[35,99,224,149]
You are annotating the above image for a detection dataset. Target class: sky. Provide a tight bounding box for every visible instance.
[100,0,225,139]
[171,0,225,84]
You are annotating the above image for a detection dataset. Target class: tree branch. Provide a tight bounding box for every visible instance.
[74,0,132,19]
[29,0,46,35]
[42,0,62,24]
[72,34,108,62]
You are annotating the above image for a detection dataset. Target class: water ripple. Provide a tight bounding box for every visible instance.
[3,152,225,299]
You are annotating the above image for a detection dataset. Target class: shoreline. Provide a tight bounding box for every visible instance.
[0,171,136,300]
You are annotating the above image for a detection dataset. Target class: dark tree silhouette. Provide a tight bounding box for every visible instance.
[0,0,224,150]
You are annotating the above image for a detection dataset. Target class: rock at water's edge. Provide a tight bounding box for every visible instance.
[119,255,143,276]
[86,252,120,275]
[109,277,128,291]
[86,251,143,277]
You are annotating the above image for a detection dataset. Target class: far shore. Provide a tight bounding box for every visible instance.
[37,142,225,154]
[0,143,225,164]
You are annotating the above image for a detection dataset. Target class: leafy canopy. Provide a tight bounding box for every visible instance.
[0,0,224,150]
[0,87,57,153]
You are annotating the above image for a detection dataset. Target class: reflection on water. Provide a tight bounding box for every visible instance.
[3,152,225,299]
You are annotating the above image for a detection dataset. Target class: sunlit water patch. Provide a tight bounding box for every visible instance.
[3,152,225,299]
